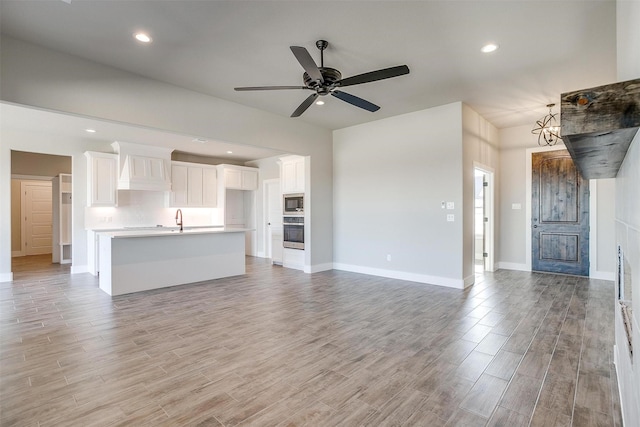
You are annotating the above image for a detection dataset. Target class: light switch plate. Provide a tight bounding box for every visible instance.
[446,202,454,210]
[512,203,522,210]
[447,214,454,222]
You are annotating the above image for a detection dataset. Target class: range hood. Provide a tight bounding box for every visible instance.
[111,141,173,191]
[561,78,640,179]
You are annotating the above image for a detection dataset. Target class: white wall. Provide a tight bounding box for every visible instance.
[594,179,616,275]
[0,36,333,279]
[333,103,467,288]
[614,1,640,421]
[617,0,640,82]
[614,133,640,426]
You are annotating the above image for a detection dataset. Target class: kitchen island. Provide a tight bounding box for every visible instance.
[97,227,249,296]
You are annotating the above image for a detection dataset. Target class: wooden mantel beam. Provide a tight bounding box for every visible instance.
[561,78,640,179]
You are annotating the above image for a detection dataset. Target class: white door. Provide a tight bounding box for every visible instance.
[264,179,282,262]
[22,181,53,255]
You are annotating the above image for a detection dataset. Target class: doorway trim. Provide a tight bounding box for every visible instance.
[473,162,495,272]
[262,178,280,259]
[12,174,55,257]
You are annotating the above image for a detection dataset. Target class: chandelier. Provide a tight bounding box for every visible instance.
[531,103,561,146]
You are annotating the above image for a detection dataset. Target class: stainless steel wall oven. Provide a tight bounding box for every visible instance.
[283,216,304,250]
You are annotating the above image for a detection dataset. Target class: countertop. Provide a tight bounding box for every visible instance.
[97,226,252,239]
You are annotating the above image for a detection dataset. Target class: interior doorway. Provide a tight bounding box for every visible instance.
[11,150,72,267]
[474,165,495,272]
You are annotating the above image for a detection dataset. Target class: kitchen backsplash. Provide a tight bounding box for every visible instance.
[85,190,222,229]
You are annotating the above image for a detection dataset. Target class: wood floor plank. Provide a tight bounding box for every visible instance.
[459,373,509,418]
[487,405,530,427]
[498,373,542,418]
[1,254,622,427]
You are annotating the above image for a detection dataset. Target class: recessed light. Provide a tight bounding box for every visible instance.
[315,100,325,105]
[192,138,208,143]
[85,128,96,133]
[226,151,233,154]
[481,43,499,53]
[134,32,152,43]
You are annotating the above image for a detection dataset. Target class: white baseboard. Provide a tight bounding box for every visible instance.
[0,272,14,282]
[12,250,24,258]
[70,265,89,275]
[256,251,266,258]
[497,262,529,272]
[333,263,466,289]
[590,270,615,281]
[305,263,333,274]
[283,262,304,271]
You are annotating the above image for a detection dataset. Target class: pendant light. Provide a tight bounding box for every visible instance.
[532,103,561,146]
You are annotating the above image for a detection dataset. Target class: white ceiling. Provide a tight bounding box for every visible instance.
[0,0,617,155]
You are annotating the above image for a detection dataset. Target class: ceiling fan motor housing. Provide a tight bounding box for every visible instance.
[304,67,342,94]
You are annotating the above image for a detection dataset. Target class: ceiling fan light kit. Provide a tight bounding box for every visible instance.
[234,40,410,117]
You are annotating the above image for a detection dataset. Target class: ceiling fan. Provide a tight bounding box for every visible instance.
[234,40,410,117]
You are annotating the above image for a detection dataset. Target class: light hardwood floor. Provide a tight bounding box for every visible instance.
[1,255,622,426]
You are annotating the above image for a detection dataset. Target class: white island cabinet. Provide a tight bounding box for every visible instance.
[98,227,248,296]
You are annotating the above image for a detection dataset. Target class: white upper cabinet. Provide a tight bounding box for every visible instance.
[85,151,118,207]
[202,167,218,206]
[280,156,305,194]
[170,164,189,206]
[170,161,217,207]
[218,165,259,190]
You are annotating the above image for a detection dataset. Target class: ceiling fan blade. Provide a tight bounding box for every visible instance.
[337,65,410,87]
[235,86,308,91]
[331,90,380,112]
[290,46,324,84]
[291,93,319,117]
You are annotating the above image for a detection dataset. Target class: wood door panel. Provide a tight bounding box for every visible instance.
[540,157,579,223]
[532,150,589,276]
[539,233,579,262]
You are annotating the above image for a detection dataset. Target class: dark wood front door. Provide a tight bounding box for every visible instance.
[532,150,589,276]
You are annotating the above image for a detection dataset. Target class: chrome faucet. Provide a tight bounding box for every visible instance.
[175,209,183,232]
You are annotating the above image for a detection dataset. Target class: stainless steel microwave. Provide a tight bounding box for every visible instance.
[283,193,304,215]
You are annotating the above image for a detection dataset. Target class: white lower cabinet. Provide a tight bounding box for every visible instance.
[170,161,217,207]
[283,248,305,271]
